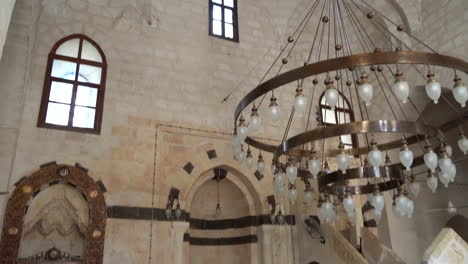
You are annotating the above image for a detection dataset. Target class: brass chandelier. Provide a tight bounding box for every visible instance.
[231,0,468,224]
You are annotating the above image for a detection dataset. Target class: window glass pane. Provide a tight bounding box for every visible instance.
[212,0,222,4]
[78,64,102,84]
[51,60,77,81]
[322,109,336,124]
[338,95,346,109]
[225,23,234,38]
[81,40,103,62]
[337,111,351,124]
[321,96,327,105]
[344,145,353,150]
[55,39,80,58]
[224,8,233,23]
[73,106,95,128]
[75,86,98,107]
[224,0,234,7]
[341,135,353,145]
[45,103,70,126]
[212,20,222,35]
[213,5,222,21]
[49,81,73,104]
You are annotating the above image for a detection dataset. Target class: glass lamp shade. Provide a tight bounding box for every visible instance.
[439,170,451,188]
[449,164,456,182]
[395,195,408,215]
[453,84,468,107]
[399,148,414,171]
[246,155,254,169]
[278,184,286,196]
[232,133,240,146]
[328,209,337,223]
[232,144,241,157]
[237,125,248,142]
[343,196,355,214]
[348,210,356,225]
[337,153,350,174]
[425,81,441,104]
[271,163,277,174]
[406,199,415,218]
[393,204,404,218]
[304,190,314,205]
[374,210,382,223]
[273,177,280,194]
[248,114,262,133]
[276,172,285,185]
[270,214,276,224]
[393,80,410,104]
[409,182,421,198]
[458,134,468,154]
[446,144,453,157]
[165,208,172,220]
[257,160,265,174]
[175,207,182,220]
[358,82,373,105]
[236,150,245,163]
[278,213,285,225]
[294,94,307,116]
[308,158,321,178]
[289,187,298,203]
[369,149,383,169]
[424,151,438,172]
[269,102,281,123]
[216,203,222,216]
[426,175,438,193]
[286,164,298,184]
[372,193,385,212]
[317,206,326,223]
[438,156,453,174]
[325,87,339,110]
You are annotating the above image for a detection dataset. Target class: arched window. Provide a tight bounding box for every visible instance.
[37,34,107,134]
[319,91,358,149]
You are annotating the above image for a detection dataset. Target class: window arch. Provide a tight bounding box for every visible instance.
[37,34,107,134]
[319,91,358,149]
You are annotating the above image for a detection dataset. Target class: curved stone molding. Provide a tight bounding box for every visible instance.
[0,163,107,263]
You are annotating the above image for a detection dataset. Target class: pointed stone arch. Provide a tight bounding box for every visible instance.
[0,163,107,263]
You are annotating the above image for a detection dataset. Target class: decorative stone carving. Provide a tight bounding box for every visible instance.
[0,164,107,263]
[322,223,367,264]
[423,228,468,264]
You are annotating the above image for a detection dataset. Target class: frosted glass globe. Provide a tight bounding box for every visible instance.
[343,196,355,213]
[304,190,314,205]
[446,144,453,157]
[337,153,350,174]
[270,214,276,224]
[374,210,382,223]
[358,82,373,106]
[393,80,410,104]
[276,172,285,185]
[424,151,438,172]
[438,156,453,174]
[269,104,280,123]
[396,196,408,214]
[458,135,468,154]
[289,187,298,203]
[406,199,415,218]
[439,170,451,188]
[369,149,383,169]
[425,81,441,104]
[257,160,265,174]
[236,150,245,163]
[278,184,286,196]
[453,84,468,107]
[246,155,254,169]
[399,148,414,171]
[372,193,385,212]
[308,158,321,178]
[294,94,307,116]
[232,133,240,145]
[317,206,326,223]
[237,125,248,142]
[286,164,298,184]
[325,88,339,110]
[271,164,277,174]
[426,175,438,193]
[249,114,262,133]
[393,204,404,218]
[449,164,456,182]
[409,182,421,198]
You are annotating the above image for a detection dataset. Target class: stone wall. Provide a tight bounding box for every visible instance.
[0,0,16,60]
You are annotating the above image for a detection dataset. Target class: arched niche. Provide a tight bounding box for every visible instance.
[0,163,106,263]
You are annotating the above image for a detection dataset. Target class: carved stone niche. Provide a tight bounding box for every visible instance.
[0,163,107,264]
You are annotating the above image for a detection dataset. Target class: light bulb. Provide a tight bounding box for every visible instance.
[426,173,438,193]
[325,86,339,110]
[372,193,385,212]
[369,142,383,170]
[343,195,355,214]
[446,144,453,157]
[458,132,468,154]
[393,72,410,103]
[406,199,415,218]
[438,155,453,174]
[257,155,265,174]
[396,195,408,215]
[439,170,451,188]
[165,208,172,220]
[424,150,438,172]
[409,181,421,198]
[304,189,314,205]
[308,157,321,178]
[294,91,307,116]
[237,117,248,142]
[289,187,298,203]
[453,77,467,107]
[269,95,281,123]
[358,75,373,105]
[246,150,253,169]
[175,206,182,220]
[286,160,298,184]
[449,164,456,182]
[249,109,262,133]
[425,73,441,104]
[399,144,414,171]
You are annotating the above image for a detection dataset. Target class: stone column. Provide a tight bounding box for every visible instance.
[260,225,274,264]
[172,222,189,264]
